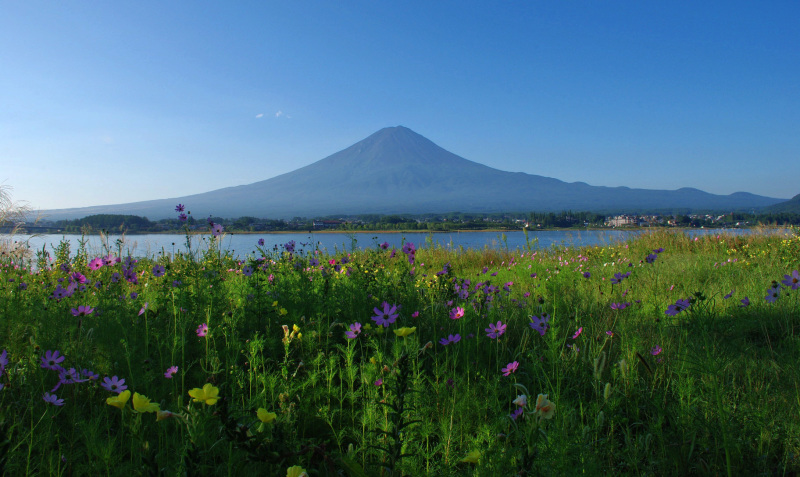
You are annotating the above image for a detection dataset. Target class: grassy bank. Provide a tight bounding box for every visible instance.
[0,228,799,476]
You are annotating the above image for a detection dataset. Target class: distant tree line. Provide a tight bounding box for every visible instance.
[28,211,800,235]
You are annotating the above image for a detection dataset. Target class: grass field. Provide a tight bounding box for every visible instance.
[1,216,799,476]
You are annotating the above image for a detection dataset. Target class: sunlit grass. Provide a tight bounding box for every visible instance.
[0,223,799,475]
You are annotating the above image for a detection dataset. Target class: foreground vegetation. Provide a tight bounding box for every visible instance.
[1,209,799,475]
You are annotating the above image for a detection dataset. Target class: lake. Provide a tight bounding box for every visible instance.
[12,228,782,261]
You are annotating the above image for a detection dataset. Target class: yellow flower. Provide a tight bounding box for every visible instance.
[286,465,308,477]
[188,383,220,405]
[279,308,288,316]
[133,392,160,413]
[257,408,277,424]
[461,450,481,464]
[535,393,556,419]
[106,390,131,409]
[272,301,279,307]
[393,327,416,338]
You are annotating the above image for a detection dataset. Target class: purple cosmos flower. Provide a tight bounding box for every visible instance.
[101,376,127,393]
[111,272,120,283]
[610,302,631,310]
[501,361,519,376]
[379,242,389,250]
[653,248,664,253]
[53,367,88,391]
[782,270,800,290]
[449,306,465,320]
[645,254,658,264]
[242,266,253,277]
[70,272,87,284]
[196,323,209,337]
[485,321,507,339]
[610,272,631,285]
[40,350,65,371]
[70,306,94,317]
[81,369,99,380]
[583,272,591,279]
[371,302,399,327]
[43,392,64,406]
[164,366,178,379]
[651,345,663,356]
[178,213,188,222]
[529,313,550,336]
[740,297,750,307]
[175,204,185,212]
[130,292,138,300]
[172,280,182,288]
[439,334,461,346]
[284,241,296,253]
[257,238,265,247]
[152,265,166,277]
[723,289,734,299]
[0,349,7,375]
[138,302,149,316]
[345,322,362,339]
[402,242,416,255]
[765,287,780,303]
[510,407,524,421]
[665,298,691,316]
[211,223,224,237]
[374,379,383,386]
[88,257,104,271]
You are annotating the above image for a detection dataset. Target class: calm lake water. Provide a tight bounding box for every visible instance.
[14,228,780,260]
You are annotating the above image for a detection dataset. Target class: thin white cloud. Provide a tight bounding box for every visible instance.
[255,113,264,118]
[275,110,283,118]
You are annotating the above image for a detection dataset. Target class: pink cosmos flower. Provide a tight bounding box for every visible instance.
[164,366,178,378]
[501,361,519,376]
[196,323,209,337]
[449,307,465,320]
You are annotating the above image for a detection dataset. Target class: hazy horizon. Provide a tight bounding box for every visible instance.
[2,2,798,210]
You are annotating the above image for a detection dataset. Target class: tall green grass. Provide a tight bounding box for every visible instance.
[0,227,798,476]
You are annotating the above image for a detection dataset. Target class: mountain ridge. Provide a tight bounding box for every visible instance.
[36,126,786,220]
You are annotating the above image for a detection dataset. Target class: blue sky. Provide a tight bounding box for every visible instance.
[2,1,798,211]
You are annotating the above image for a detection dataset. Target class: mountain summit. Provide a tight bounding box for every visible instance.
[40,126,785,220]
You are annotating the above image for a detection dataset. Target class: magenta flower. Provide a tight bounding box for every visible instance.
[42,392,64,406]
[101,375,128,393]
[164,366,178,379]
[374,379,383,386]
[572,327,583,339]
[501,361,519,376]
[651,345,663,356]
[449,306,465,320]
[782,270,800,290]
[379,242,389,249]
[412,311,419,318]
[371,302,398,327]
[71,306,94,317]
[88,257,104,271]
[40,350,65,371]
[485,321,507,339]
[197,323,209,337]
[345,322,362,339]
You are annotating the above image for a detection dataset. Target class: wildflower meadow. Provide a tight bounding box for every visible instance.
[1,206,799,476]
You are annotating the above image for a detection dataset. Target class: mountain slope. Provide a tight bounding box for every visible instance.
[38,126,786,220]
